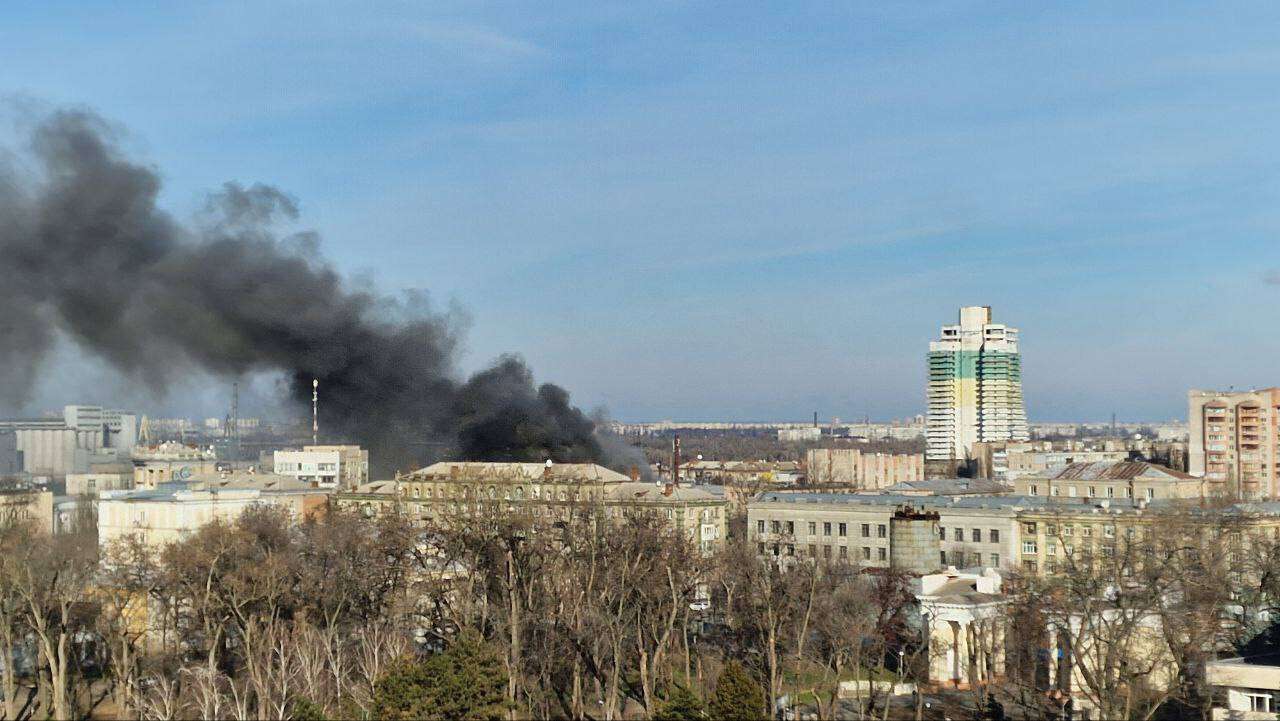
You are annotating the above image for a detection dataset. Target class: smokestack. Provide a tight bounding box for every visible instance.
[813,411,818,427]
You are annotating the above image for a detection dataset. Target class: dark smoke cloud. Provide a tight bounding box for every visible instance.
[0,108,607,474]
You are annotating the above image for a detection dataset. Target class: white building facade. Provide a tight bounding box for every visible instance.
[927,306,1029,463]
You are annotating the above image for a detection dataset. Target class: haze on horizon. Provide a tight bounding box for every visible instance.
[1,2,1277,424]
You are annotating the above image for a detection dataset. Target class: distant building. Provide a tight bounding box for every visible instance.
[805,448,923,488]
[1188,388,1280,499]
[0,488,53,534]
[335,461,729,553]
[131,442,221,489]
[680,460,802,486]
[98,474,330,549]
[273,445,369,489]
[778,427,821,443]
[0,405,136,476]
[748,491,1280,576]
[66,470,133,497]
[1011,461,1203,502]
[926,306,1028,464]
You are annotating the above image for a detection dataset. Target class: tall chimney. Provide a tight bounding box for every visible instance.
[813,411,818,427]
[672,434,681,486]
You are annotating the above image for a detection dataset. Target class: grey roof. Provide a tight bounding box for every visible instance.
[753,491,1280,517]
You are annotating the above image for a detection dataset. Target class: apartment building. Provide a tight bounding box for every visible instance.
[804,448,923,488]
[747,492,1022,571]
[748,492,1280,577]
[98,475,330,549]
[1011,461,1204,503]
[926,306,1028,464]
[334,461,729,553]
[1189,388,1280,499]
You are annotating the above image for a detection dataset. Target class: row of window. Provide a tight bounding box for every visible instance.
[758,519,888,538]
[938,526,999,543]
[760,542,889,562]
[1027,484,1156,500]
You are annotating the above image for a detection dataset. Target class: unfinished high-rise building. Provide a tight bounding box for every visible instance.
[926,306,1028,463]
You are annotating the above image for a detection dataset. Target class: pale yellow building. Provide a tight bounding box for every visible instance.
[1012,460,1204,503]
[0,488,53,534]
[98,475,330,549]
[334,462,729,553]
[805,448,923,488]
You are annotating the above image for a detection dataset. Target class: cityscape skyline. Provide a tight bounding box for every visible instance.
[3,3,1279,424]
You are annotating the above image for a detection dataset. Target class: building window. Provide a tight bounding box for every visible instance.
[861,523,870,538]
[1068,486,1077,497]
[808,522,817,535]
[1104,525,1116,538]
[877,547,887,561]
[757,543,765,554]
[808,544,816,557]
[786,545,795,556]
[771,520,780,534]
[838,523,847,537]
[1088,486,1096,498]
[1051,486,1060,497]
[1023,522,1036,534]
[1146,488,1155,500]
[823,522,832,536]
[940,551,947,565]
[757,520,765,535]
[971,528,981,543]
[1030,485,1038,495]
[823,545,832,559]
[990,554,1000,566]
[989,529,1000,543]
[1047,543,1057,556]
[1106,486,1115,498]
[877,524,886,538]
[1247,693,1272,714]
[839,546,848,559]
[1022,541,1038,555]
[938,526,945,539]
[786,521,795,535]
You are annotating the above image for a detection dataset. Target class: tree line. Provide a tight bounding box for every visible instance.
[4,500,1280,720]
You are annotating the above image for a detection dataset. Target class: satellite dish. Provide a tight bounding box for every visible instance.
[544,459,553,467]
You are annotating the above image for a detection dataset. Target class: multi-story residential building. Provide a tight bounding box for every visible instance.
[273,445,369,489]
[927,306,1028,465]
[98,474,330,549]
[1011,461,1204,503]
[1189,388,1280,499]
[748,491,1280,577]
[805,448,923,488]
[334,462,729,553]
[747,492,1023,571]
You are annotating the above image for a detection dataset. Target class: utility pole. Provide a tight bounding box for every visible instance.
[312,379,319,446]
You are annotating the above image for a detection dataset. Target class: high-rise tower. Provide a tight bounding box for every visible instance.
[926,306,1028,463]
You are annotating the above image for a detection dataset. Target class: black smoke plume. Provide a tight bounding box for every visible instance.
[0,108,604,474]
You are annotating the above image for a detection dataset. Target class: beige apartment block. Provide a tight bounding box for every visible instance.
[748,493,1021,571]
[335,462,729,553]
[805,448,924,489]
[1189,388,1280,499]
[0,488,53,534]
[1012,461,1204,503]
[98,475,330,549]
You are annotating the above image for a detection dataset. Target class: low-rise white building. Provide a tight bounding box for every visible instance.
[98,475,331,549]
[273,445,368,488]
[1207,654,1280,720]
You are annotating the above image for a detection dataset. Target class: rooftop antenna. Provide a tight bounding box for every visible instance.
[311,379,319,445]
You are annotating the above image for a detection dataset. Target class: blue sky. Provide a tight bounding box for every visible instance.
[2,1,1278,422]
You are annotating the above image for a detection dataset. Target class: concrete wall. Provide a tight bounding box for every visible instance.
[806,448,923,488]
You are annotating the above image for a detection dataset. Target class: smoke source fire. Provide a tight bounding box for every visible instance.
[0,107,607,473]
